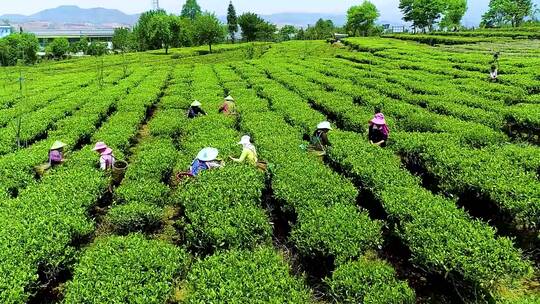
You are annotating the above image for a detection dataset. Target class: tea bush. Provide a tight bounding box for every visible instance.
[184,247,312,303]
[325,255,415,304]
[105,202,163,235]
[63,234,189,304]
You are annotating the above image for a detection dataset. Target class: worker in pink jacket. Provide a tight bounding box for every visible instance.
[93,142,116,170]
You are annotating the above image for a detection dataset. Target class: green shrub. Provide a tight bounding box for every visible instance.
[105,202,163,234]
[148,109,187,137]
[185,247,312,303]
[115,179,171,206]
[175,165,272,251]
[325,255,415,304]
[63,234,189,303]
[291,203,382,264]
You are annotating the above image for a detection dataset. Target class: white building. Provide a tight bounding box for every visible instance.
[0,25,12,39]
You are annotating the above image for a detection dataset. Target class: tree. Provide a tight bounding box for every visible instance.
[237,12,277,42]
[170,16,195,48]
[399,0,445,32]
[227,1,239,43]
[256,21,277,41]
[181,0,202,20]
[87,41,108,56]
[0,39,15,66]
[346,1,380,36]
[112,27,133,52]
[296,28,306,40]
[481,0,533,27]
[148,14,173,54]
[194,12,226,53]
[46,37,70,59]
[305,19,335,40]
[238,13,262,42]
[0,33,39,66]
[69,37,88,54]
[279,25,298,41]
[440,0,467,30]
[76,37,89,54]
[133,9,168,51]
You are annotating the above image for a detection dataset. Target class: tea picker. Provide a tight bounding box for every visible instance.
[229,135,268,171]
[49,141,67,165]
[93,142,128,187]
[368,113,389,147]
[306,121,332,158]
[93,142,116,171]
[187,100,207,119]
[219,95,237,115]
[489,51,500,82]
[34,141,67,176]
[230,135,258,166]
[175,147,224,182]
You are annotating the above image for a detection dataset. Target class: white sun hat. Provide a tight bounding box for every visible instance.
[191,100,202,107]
[93,142,108,151]
[50,141,67,150]
[317,121,332,130]
[225,95,235,101]
[197,147,219,162]
[238,135,251,145]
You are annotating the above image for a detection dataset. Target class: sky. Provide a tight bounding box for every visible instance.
[1,0,539,23]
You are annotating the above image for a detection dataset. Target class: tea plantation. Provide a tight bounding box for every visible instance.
[0,34,538,303]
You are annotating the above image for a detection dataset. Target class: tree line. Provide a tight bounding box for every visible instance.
[112,0,279,54]
[1,0,538,66]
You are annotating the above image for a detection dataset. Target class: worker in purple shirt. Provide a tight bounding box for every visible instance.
[48,141,66,166]
[93,142,116,170]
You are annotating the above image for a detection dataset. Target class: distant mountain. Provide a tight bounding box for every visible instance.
[217,13,349,28]
[3,4,493,30]
[3,7,347,29]
[260,13,347,27]
[0,5,139,26]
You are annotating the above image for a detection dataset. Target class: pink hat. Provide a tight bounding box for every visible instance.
[93,142,108,151]
[370,113,386,125]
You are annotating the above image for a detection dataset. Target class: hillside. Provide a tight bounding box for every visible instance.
[0,32,539,303]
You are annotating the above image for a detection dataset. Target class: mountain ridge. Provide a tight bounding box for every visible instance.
[1,5,355,28]
[1,4,487,29]
[0,5,139,25]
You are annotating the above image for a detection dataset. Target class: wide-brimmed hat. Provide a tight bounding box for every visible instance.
[93,142,108,151]
[224,95,235,101]
[238,135,251,145]
[191,100,202,107]
[370,113,386,125]
[317,121,332,130]
[197,147,219,162]
[50,141,67,150]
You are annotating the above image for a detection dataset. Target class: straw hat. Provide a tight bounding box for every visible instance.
[317,121,332,130]
[370,113,386,125]
[50,141,67,150]
[224,95,235,101]
[197,147,219,162]
[93,142,108,151]
[238,135,251,145]
[191,100,202,107]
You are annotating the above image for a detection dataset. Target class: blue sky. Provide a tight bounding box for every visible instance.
[2,0,539,23]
